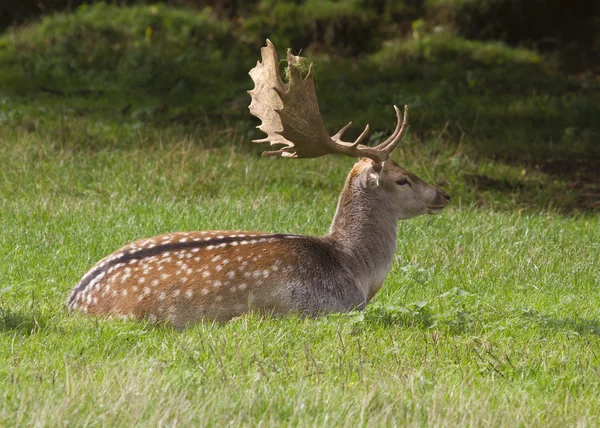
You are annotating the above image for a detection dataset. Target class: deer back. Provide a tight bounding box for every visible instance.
[68,230,367,326]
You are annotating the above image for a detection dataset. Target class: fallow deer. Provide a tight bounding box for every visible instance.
[67,40,450,326]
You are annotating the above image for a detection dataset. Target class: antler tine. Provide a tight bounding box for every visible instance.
[373,105,402,150]
[374,105,409,155]
[327,105,405,162]
[263,148,296,157]
[351,124,370,148]
[332,122,353,140]
[332,122,371,147]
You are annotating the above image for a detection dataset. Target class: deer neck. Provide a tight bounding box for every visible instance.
[325,178,398,299]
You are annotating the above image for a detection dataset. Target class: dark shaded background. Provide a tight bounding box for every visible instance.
[2,0,599,72]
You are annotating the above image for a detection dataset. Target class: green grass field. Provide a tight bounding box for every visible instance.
[1,4,600,426]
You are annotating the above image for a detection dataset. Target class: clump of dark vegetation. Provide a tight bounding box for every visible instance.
[242,0,381,55]
[0,4,253,120]
[3,0,599,70]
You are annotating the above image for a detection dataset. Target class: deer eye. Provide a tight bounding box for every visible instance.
[396,178,409,186]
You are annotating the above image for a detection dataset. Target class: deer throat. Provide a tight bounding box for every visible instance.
[326,187,398,300]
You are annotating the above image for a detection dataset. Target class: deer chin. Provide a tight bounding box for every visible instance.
[427,206,447,215]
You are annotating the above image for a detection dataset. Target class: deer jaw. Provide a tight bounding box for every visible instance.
[327,158,450,300]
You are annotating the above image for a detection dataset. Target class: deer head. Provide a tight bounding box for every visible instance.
[248,40,450,221]
[346,158,450,220]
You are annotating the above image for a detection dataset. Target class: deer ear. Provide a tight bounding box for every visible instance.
[365,171,380,188]
[366,161,385,188]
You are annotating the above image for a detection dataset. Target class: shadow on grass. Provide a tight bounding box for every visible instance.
[521,310,600,336]
[0,308,46,335]
[539,157,600,211]
[465,170,599,213]
[341,304,600,337]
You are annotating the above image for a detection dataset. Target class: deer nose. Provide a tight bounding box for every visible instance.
[440,191,451,202]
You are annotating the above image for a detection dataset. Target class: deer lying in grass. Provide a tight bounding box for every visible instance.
[68,40,450,326]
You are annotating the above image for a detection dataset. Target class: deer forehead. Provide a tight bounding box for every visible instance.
[348,159,413,183]
[379,160,421,181]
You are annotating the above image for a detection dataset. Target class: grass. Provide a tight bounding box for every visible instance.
[1,127,599,426]
[1,3,600,426]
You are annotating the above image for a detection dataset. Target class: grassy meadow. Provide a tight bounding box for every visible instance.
[1,4,600,426]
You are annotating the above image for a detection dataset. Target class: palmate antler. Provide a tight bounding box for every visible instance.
[248,40,408,163]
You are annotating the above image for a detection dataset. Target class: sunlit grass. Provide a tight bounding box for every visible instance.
[1,128,599,426]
